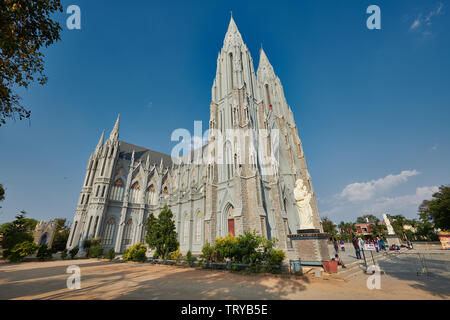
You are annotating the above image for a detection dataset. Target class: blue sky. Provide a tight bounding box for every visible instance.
[0,0,449,225]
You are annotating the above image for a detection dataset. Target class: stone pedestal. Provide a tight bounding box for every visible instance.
[385,235,401,246]
[288,231,330,265]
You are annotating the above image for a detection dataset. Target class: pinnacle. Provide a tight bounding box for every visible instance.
[109,114,120,140]
[95,130,105,152]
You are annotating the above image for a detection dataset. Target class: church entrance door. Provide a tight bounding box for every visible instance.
[228,219,235,237]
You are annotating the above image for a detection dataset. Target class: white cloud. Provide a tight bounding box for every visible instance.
[339,170,420,202]
[320,185,438,222]
[410,18,421,30]
[410,2,444,32]
[362,186,439,214]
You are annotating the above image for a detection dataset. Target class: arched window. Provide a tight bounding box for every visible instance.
[129,182,140,203]
[103,218,116,245]
[229,52,234,90]
[196,212,203,243]
[265,84,272,110]
[146,185,157,205]
[122,219,133,246]
[87,216,93,236]
[183,214,190,245]
[224,142,233,181]
[70,221,78,247]
[110,179,124,201]
[141,224,147,243]
[93,216,99,237]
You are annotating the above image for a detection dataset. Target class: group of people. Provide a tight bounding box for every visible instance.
[331,235,413,265]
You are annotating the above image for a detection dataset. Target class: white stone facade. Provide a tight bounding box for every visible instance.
[67,17,323,257]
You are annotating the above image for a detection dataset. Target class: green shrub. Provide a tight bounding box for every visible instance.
[37,244,53,261]
[169,248,182,261]
[69,246,79,259]
[88,245,103,258]
[213,233,237,262]
[199,241,214,262]
[82,238,102,257]
[61,249,68,260]
[0,212,35,252]
[265,248,285,266]
[105,248,115,261]
[184,250,197,266]
[5,241,38,262]
[123,243,147,262]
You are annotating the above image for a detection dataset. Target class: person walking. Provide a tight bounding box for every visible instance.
[339,239,345,252]
[379,238,386,251]
[333,239,339,253]
[352,236,361,259]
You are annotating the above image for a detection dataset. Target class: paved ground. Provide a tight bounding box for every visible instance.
[0,249,448,300]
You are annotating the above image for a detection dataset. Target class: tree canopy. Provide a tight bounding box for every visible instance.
[322,217,337,236]
[1,211,34,251]
[356,214,378,224]
[0,183,4,210]
[145,205,179,259]
[419,185,450,231]
[0,0,62,126]
[0,183,4,202]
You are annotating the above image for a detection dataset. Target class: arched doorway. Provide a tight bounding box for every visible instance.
[39,233,49,246]
[225,204,235,237]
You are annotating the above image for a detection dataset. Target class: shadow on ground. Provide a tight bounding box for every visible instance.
[0,261,311,300]
[377,252,450,299]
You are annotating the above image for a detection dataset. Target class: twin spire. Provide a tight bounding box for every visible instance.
[223,15,274,76]
[95,114,120,153]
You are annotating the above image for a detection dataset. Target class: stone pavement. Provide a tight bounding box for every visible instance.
[327,243,387,265]
[0,257,448,300]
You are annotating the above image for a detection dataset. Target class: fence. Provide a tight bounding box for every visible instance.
[147,258,304,276]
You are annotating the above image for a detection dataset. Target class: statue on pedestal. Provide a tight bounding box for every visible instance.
[382,213,395,235]
[294,179,315,230]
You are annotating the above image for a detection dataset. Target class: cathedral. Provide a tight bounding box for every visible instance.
[67,17,324,259]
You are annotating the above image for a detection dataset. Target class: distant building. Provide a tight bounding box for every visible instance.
[355,222,386,236]
[33,221,57,248]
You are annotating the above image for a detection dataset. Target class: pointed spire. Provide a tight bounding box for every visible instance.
[95,130,105,153]
[109,114,120,141]
[259,48,272,70]
[146,154,150,169]
[224,15,243,49]
[131,150,135,166]
[257,48,275,79]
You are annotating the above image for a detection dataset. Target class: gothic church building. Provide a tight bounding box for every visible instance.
[67,17,324,258]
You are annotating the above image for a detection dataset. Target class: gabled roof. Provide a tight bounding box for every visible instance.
[118,141,173,167]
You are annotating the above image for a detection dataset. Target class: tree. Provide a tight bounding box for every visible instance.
[368,218,387,238]
[1,211,34,252]
[338,221,357,234]
[145,205,179,260]
[0,183,5,205]
[389,214,413,240]
[419,185,450,231]
[51,218,70,252]
[322,217,337,236]
[0,0,63,126]
[356,214,378,224]
[0,183,5,212]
